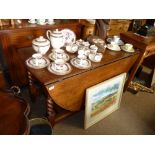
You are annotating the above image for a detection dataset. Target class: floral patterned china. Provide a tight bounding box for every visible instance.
[48,51,70,61]
[70,57,91,69]
[61,29,76,45]
[48,61,72,75]
[32,36,50,55]
[66,43,78,53]
[89,53,103,62]
[92,38,105,44]
[26,54,50,69]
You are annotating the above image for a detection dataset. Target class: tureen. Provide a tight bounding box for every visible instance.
[46,29,65,51]
[32,36,50,55]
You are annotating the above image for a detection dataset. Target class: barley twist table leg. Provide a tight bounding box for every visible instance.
[47,96,56,126]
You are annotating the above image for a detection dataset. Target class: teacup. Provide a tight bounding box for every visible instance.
[77,54,87,65]
[94,53,103,62]
[78,49,85,55]
[36,19,46,25]
[113,35,120,43]
[89,53,102,62]
[47,19,54,24]
[82,41,90,47]
[124,43,133,51]
[54,49,65,59]
[28,19,36,24]
[32,53,43,66]
[90,44,98,54]
[54,59,66,70]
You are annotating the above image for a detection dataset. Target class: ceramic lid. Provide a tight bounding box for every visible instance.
[51,29,63,38]
[32,36,50,46]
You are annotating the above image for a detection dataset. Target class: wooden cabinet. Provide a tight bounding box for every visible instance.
[0,20,83,86]
[107,20,132,36]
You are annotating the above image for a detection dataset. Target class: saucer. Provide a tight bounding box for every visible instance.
[48,62,72,75]
[107,44,121,51]
[121,46,135,53]
[48,52,70,61]
[107,38,124,46]
[26,57,50,69]
[70,58,91,69]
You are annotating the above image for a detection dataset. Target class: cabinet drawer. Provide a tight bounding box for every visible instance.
[9,29,47,48]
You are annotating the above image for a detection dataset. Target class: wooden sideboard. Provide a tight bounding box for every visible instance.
[18,46,139,126]
[107,20,132,37]
[0,20,83,87]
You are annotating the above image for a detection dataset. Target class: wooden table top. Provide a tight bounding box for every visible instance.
[18,47,139,86]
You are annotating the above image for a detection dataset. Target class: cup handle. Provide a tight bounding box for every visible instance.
[46,30,52,40]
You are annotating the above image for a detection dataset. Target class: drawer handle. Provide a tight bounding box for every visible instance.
[27,35,34,40]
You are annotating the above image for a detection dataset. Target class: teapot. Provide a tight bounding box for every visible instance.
[46,29,65,51]
[32,36,50,55]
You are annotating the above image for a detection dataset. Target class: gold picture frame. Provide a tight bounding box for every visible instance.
[84,73,126,129]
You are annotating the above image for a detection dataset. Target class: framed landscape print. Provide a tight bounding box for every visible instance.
[84,73,126,129]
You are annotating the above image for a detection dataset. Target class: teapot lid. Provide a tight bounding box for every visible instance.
[32,36,50,46]
[52,29,63,37]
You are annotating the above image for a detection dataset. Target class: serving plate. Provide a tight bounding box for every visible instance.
[61,29,76,45]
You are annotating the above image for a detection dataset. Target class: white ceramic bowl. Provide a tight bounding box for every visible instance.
[32,36,50,55]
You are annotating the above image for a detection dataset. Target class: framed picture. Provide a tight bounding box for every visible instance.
[84,73,126,129]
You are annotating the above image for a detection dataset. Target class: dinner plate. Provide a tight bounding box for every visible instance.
[121,46,135,53]
[26,57,50,69]
[61,29,76,45]
[48,62,72,75]
[70,58,91,69]
[107,38,124,46]
[107,44,121,51]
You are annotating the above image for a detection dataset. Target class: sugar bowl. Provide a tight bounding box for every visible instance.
[32,36,50,55]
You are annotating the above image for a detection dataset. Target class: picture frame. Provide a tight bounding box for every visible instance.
[84,73,126,129]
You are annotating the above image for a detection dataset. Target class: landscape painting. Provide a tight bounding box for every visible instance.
[84,73,126,129]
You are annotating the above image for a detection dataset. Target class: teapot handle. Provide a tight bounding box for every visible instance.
[46,30,52,40]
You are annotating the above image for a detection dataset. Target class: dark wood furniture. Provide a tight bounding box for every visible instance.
[107,20,132,37]
[120,32,155,92]
[0,89,30,135]
[18,46,139,126]
[0,20,82,87]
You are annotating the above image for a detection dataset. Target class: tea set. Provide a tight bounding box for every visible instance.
[26,28,105,75]
[106,35,135,53]
[28,19,55,25]
[48,59,72,75]
[26,53,50,69]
